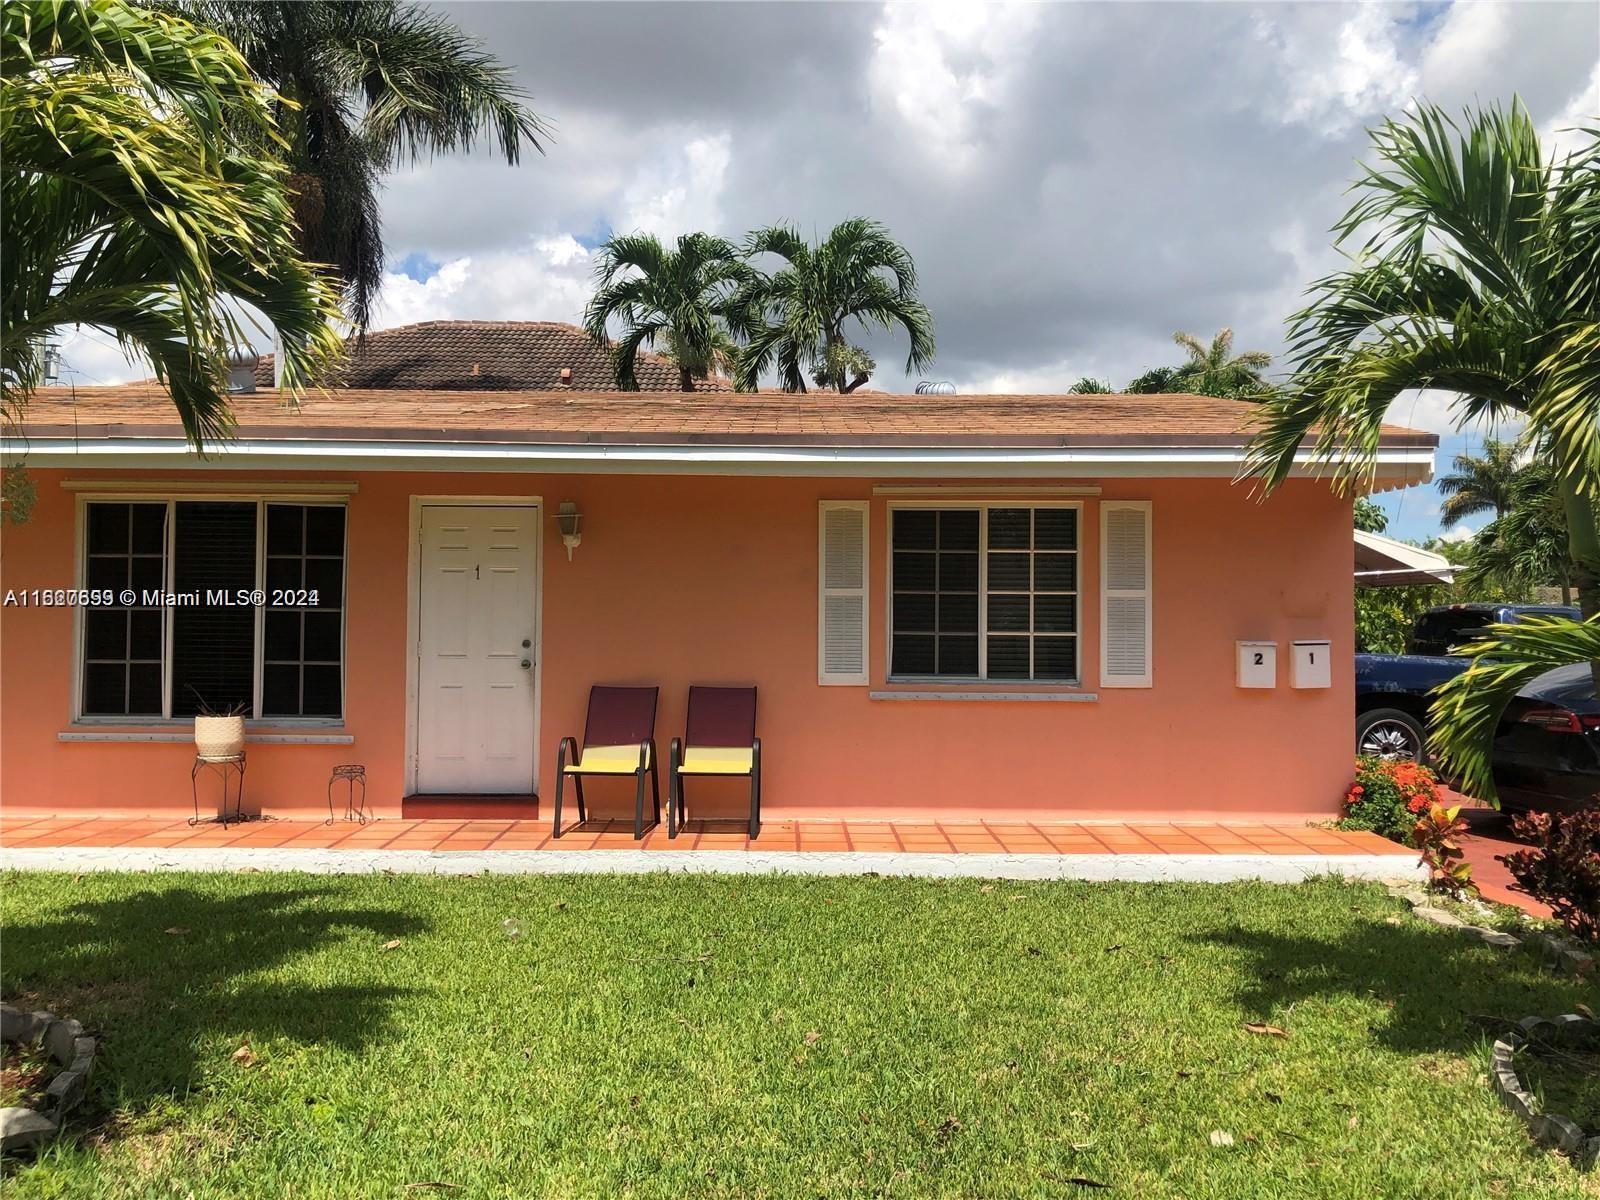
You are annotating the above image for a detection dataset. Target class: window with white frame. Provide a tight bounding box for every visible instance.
[889,505,1079,682]
[79,500,346,720]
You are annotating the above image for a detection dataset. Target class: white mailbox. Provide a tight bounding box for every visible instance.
[1291,640,1332,689]
[1236,641,1277,689]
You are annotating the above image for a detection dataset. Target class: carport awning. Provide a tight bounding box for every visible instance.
[1355,529,1455,587]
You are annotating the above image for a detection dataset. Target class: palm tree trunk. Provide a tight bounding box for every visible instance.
[1557,474,1600,691]
[679,365,693,392]
[825,325,844,392]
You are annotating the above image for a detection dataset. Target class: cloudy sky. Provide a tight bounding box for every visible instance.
[59,1,1598,541]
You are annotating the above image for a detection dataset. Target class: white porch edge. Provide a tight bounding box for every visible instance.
[14,437,1436,487]
[0,845,1426,883]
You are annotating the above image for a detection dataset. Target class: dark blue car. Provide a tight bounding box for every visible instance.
[1356,603,1580,764]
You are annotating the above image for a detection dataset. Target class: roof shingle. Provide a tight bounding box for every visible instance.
[250,320,734,392]
[17,384,1437,449]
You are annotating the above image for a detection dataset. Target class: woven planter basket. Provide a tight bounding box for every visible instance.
[194,715,245,760]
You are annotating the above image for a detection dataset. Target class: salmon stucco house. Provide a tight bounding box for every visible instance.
[0,383,1435,828]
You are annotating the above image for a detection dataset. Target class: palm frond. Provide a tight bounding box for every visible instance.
[1430,617,1600,802]
[2,0,342,441]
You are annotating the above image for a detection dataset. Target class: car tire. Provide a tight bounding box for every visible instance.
[1356,707,1428,763]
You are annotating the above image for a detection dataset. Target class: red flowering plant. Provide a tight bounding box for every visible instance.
[1339,755,1443,842]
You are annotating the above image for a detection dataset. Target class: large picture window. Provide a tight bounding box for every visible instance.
[78,499,346,721]
[890,505,1079,683]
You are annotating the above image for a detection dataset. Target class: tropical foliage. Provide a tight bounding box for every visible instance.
[1068,376,1113,394]
[1503,808,1600,942]
[1430,616,1600,801]
[1354,497,1389,532]
[1459,457,1573,601]
[732,218,935,393]
[1411,802,1474,894]
[2,0,342,446]
[1243,100,1600,795]
[1437,437,1522,525]
[173,0,548,329]
[1124,365,1179,394]
[1168,328,1274,397]
[1116,330,1273,398]
[1353,536,1523,654]
[583,233,753,391]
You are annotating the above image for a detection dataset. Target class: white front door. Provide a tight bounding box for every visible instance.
[416,505,539,793]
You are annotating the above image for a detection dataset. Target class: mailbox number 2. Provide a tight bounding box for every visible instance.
[1252,652,1265,665]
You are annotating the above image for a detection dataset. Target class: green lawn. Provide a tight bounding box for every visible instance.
[1,872,1593,1198]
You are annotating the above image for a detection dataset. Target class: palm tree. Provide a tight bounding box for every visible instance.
[1068,377,1113,394]
[732,218,934,393]
[584,233,754,391]
[2,0,341,447]
[1243,100,1600,801]
[1437,438,1523,525]
[1124,365,1179,394]
[1170,328,1273,396]
[1461,459,1573,602]
[175,1,548,329]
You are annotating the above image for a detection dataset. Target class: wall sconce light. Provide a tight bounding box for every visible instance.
[556,501,582,560]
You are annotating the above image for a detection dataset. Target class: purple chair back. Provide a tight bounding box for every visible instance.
[584,686,658,747]
[685,686,757,748]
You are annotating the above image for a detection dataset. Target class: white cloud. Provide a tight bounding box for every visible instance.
[614,133,731,237]
[372,131,736,331]
[1439,522,1478,544]
[1384,389,1526,441]
[964,360,1104,394]
[1418,2,1510,98]
[374,239,596,330]
[1543,57,1600,163]
[1256,4,1417,137]
[867,1,1040,169]
[51,328,146,386]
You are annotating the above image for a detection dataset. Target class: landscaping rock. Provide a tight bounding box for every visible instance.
[0,1004,43,1044]
[1532,931,1596,978]
[1412,906,1465,928]
[41,1018,84,1067]
[0,1107,58,1155]
[44,1067,86,1115]
[69,1039,96,1078]
[1476,929,1521,948]
[1492,1013,1599,1173]
[1530,1113,1587,1155]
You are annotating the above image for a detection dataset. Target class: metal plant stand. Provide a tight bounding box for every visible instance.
[190,753,246,827]
[327,764,368,825]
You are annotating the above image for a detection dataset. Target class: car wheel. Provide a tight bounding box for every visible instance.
[1356,708,1427,762]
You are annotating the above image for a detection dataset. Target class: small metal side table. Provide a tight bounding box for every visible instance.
[190,753,246,827]
[327,764,368,826]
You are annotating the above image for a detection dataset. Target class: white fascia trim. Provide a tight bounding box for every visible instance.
[16,437,1436,482]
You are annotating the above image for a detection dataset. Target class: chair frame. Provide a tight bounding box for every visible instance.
[667,686,761,840]
[552,688,661,840]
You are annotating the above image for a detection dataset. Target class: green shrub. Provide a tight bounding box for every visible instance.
[1338,756,1442,843]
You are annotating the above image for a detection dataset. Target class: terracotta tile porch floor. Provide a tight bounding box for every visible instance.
[0,816,1415,857]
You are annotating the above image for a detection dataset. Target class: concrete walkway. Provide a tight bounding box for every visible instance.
[0,817,1422,882]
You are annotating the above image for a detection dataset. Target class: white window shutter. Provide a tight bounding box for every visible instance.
[818,502,869,685]
[1101,501,1152,687]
